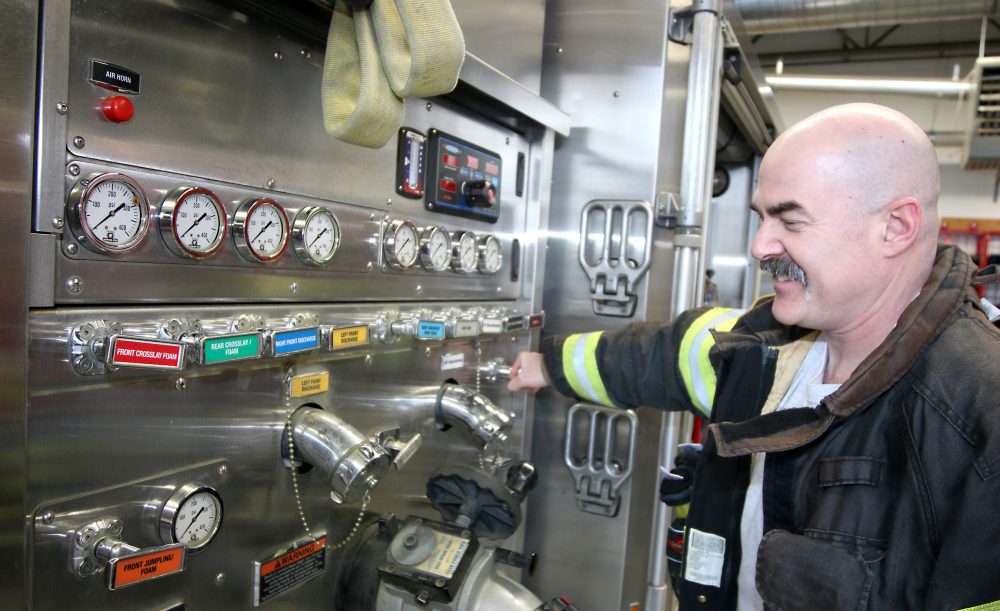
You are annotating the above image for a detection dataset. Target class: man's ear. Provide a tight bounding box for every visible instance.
[881,197,922,256]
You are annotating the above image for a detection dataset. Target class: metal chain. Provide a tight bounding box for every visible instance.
[285,375,369,551]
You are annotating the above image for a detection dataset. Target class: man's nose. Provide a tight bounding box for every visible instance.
[750,222,782,262]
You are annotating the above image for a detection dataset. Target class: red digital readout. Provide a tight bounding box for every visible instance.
[485,161,499,175]
[440,178,457,193]
[466,156,479,170]
[442,153,459,168]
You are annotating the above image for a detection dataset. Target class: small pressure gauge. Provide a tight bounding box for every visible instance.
[478,234,502,274]
[66,172,150,254]
[159,483,223,552]
[419,226,451,272]
[383,220,419,269]
[233,198,289,263]
[159,187,227,258]
[292,206,340,266]
[451,231,477,273]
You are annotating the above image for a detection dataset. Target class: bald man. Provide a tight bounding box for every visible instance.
[510,104,1000,610]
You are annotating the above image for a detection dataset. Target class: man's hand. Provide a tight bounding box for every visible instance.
[507,351,549,393]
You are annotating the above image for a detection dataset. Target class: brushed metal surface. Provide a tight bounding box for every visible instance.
[452,0,547,96]
[527,0,690,608]
[0,0,34,605]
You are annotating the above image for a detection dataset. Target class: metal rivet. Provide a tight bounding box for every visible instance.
[218,464,228,477]
[505,137,510,145]
[386,198,392,206]
[299,48,311,59]
[557,47,564,54]
[68,163,81,176]
[267,178,276,189]
[697,595,707,603]
[369,212,376,220]
[66,243,78,255]
[175,378,186,391]
[215,572,226,585]
[72,136,85,149]
[415,285,423,295]
[290,282,299,294]
[52,217,64,229]
[364,354,373,365]
[41,512,54,525]
[56,102,68,114]
[497,287,503,293]
[424,347,432,357]
[613,90,621,97]
[274,51,283,60]
[67,277,83,293]
[425,102,433,111]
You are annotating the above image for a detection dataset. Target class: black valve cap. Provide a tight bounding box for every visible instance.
[462,180,497,207]
[495,548,538,575]
[506,461,538,498]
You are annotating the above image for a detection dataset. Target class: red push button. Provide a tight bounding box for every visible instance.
[102,96,134,123]
[440,178,457,193]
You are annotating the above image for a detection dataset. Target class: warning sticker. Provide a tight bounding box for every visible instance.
[413,532,469,580]
[290,372,329,398]
[253,536,326,607]
[684,528,725,587]
[109,337,185,370]
[108,544,186,590]
[331,325,369,350]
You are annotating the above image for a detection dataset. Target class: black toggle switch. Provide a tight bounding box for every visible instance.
[463,180,497,207]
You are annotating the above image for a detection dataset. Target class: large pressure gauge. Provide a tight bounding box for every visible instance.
[478,234,503,274]
[419,225,451,272]
[158,187,227,258]
[292,206,341,266]
[65,172,150,254]
[451,231,477,273]
[159,482,223,551]
[383,219,419,269]
[233,198,289,263]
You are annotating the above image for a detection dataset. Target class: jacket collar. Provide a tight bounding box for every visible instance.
[711,243,978,457]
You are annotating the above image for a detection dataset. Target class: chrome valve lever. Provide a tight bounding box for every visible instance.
[477,357,513,383]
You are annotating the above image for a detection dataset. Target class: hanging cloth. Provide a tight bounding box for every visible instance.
[321,0,465,148]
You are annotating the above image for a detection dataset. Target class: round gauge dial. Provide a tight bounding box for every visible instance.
[478,234,503,274]
[419,226,451,272]
[233,198,289,262]
[159,187,227,258]
[383,220,419,269]
[66,172,150,254]
[451,231,478,273]
[292,206,340,266]
[159,483,223,551]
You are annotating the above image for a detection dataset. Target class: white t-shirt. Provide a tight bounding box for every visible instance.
[735,336,841,611]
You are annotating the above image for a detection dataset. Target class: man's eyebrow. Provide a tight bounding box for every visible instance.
[749,201,803,216]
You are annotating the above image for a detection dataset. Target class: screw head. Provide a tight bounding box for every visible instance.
[218,464,229,477]
[415,285,423,296]
[505,137,511,145]
[175,378,186,391]
[72,136,85,149]
[289,282,299,294]
[109,521,123,535]
[52,217,64,229]
[41,512,54,525]
[215,572,226,585]
[366,262,373,272]
[424,347,432,357]
[66,243,78,255]
[364,353,373,365]
[56,102,68,114]
[68,163,80,176]
[299,48,311,59]
[435,578,446,588]
[66,277,83,293]
[613,90,621,97]
[267,178,276,189]
[425,102,433,111]
[273,51,283,60]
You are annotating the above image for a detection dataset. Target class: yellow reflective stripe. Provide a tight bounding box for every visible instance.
[562,332,614,407]
[678,308,743,416]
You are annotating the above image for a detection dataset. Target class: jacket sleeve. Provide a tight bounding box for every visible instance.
[540,307,743,416]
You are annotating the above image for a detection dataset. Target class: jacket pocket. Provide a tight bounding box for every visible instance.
[756,529,877,611]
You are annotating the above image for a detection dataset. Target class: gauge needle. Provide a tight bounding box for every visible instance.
[93,203,127,230]
[251,221,274,243]
[400,236,412,251]
[179,507,206,538]
[180,213,207,238]
[434,242,444,255]
[309,228,328,247]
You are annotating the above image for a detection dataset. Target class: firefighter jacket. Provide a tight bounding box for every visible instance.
[540,244,1000,610]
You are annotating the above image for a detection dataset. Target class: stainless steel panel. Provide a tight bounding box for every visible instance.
[28,301,537,609]
[0,0,35,606]
[526,0,691,609]
[453,0,547,96]
[707,163,759,309]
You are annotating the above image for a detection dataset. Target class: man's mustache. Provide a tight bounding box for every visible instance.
[759,256,808,286]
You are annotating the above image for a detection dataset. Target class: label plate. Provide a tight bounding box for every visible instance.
[202,333,261,364]
[108,336,185,370]
[272,327,320,356]
[440,353,465,371]
[453,320,479,337]
[89,59,141,94]
[107,544,186,590]
[253,536,327,606]
[417,321,446,340]
[331,325,369,350]
[290,372,329,398]
[480,319,504,334]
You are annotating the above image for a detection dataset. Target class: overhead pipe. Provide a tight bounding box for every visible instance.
[735,0,999,35]
[765,73,973,96]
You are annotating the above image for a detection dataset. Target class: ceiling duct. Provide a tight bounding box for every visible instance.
[735,0,999,34]
[964,57,1000,169]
